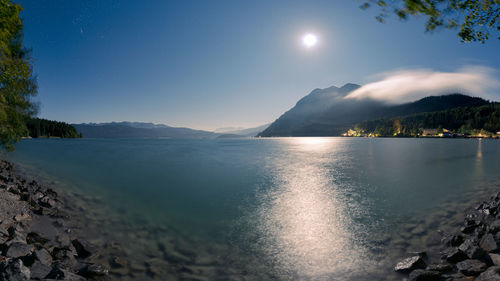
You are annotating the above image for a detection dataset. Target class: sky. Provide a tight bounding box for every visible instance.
[17,0,500,131]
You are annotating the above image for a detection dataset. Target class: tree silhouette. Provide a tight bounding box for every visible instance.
[0,0,37,150]
[362,0,500,43]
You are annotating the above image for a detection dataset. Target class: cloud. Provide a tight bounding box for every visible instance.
[345,66,500,104]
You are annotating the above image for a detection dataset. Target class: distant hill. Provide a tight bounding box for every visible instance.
[258,83,489,137]
[72,122,217,139]
[26,118,81,138]
[352,103,500,137]
[216,123,270,137]
[216,133,246,139]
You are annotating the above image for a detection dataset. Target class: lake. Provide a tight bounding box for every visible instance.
[4,138,500,280]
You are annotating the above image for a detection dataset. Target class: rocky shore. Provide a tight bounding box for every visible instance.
[0,160,109,281]
[395,192,500,281]
[1,154,499,281]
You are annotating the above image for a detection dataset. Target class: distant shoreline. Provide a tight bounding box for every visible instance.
[341,135,500,139]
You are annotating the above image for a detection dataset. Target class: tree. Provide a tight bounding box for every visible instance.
[361,0,500,43]
[0,0,37,151]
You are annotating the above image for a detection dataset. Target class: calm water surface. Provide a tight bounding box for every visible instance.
[4,138,500,280]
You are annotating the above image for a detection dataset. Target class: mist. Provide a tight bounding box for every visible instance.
[345,66,500,104]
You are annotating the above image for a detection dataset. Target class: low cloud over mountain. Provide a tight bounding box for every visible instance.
[346,66,500,104]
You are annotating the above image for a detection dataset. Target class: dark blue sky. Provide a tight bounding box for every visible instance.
[18,0,500,130]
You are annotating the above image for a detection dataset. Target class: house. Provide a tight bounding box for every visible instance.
[422,129,438,136]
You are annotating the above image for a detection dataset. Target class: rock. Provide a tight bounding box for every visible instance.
[7,225,27,244]
[35,248,53,265]
[46,267,86,281]
[461,221,480,234]
[474,223,488,238]
[408,269,441,281]
[56,233,74,249]
[39,196,56,208]
[29,260,52,279]
[456,259,488,276]
[490,253,500,265]
[409,251,427,257]
[52,247,78,270]
[13,213,30,222]
[441,248,468,263]
[442,234,464,247]
[441,272,468,280]
[458,238,485,259]
[5,242,34,258]
[71,239,94,259]
[109,256,125,268]
[476,265,500,281]
[0,259,31,281]
[490,220,500,233]
[26,231,50,246]
[394,255,426,273]
[426,263,452,272]
[480,233,498,252]
[78,263,109,278]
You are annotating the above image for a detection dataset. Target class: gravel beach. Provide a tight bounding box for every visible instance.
[0,160,109,280]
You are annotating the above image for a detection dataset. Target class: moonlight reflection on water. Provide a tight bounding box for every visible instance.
[256,138,371,280]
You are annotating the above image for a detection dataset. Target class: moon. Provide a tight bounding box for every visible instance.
[302,33,318,48]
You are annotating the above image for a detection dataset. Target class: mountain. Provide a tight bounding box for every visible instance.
[72,122,217,139]
[216,123,271,137]
[214,126,246,133]
[258,83,490,137]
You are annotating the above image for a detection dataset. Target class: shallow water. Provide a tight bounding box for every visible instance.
[4,137,500,280]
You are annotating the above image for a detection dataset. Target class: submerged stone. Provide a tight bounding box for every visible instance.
[79,263,109,277]
[426,263,452,272]
[442,234,464,247]
[394,255,426,273]
[408,269,441,281]
[46,267,86,281]
[26,231,50,246]
[71,239,94,259]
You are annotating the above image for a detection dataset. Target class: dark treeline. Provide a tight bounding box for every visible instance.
[26,118,82,138]
[353,103,500,137]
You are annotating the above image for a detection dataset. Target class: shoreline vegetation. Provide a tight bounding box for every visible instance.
[25,118,82,139]
[342,103,500,139]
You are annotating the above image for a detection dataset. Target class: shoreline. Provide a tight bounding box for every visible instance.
[1,154,499,280]
[394,192,500,280]
[0,159,109,280]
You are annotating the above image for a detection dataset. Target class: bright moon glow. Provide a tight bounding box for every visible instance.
[302,34,318,48]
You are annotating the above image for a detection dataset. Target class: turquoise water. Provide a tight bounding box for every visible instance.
[4,138,500,280]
